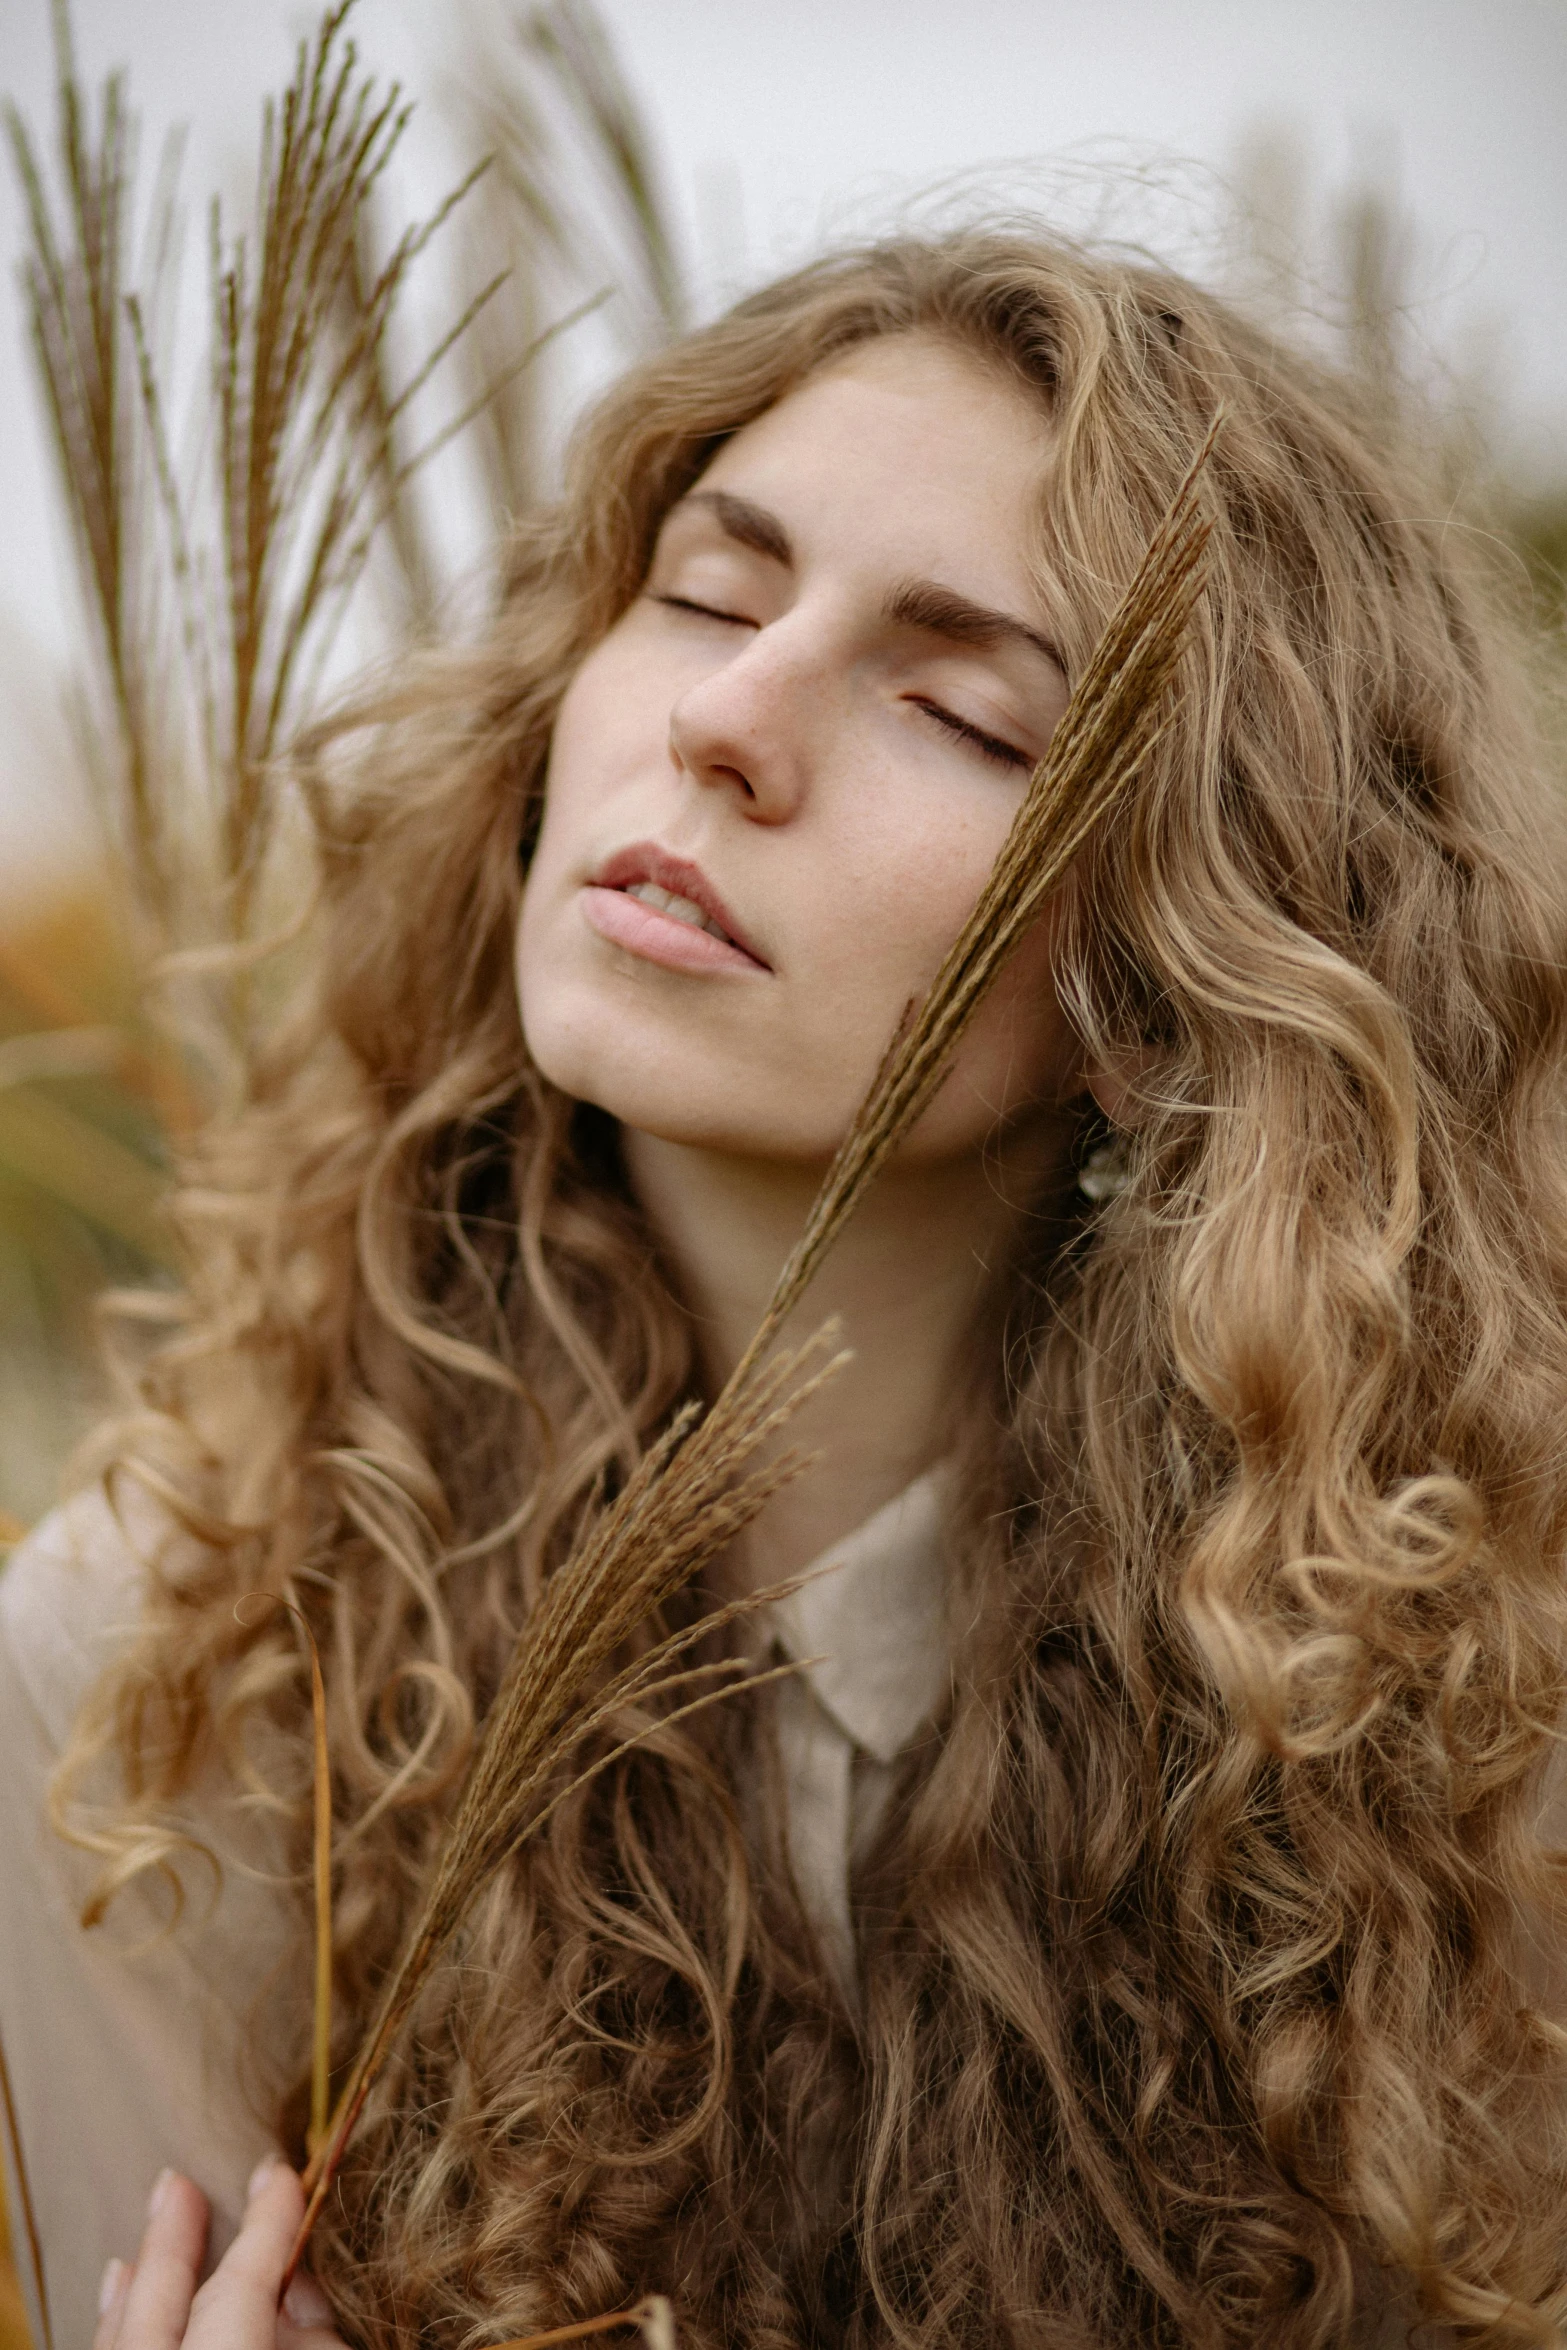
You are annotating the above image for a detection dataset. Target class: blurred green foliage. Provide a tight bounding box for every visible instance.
[1512,494,1567,636]
[0,0,678,1539]
[0,884,178,1533]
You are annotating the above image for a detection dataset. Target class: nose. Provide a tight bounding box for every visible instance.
[666,621,816,823]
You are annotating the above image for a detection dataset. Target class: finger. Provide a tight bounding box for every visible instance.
[279,2267,335,2330]
[277,2314,348,2349]
[114,2172,209,2350]
[278,2259,348,2350]
[183,2159,314,2350]
[92,2256,132,2350]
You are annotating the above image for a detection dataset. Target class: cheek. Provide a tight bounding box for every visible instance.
[513,689,607,1081]
[805,768,1006,982]
[515,636,656,988]
[815,778,1079,1149]
[534,638,646,844]
[901,900,1081,1156]
[978,905,1080,1095]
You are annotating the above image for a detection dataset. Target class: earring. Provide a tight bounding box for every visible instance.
[1078,1135,1132,1203]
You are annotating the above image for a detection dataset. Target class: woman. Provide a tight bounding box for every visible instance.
[5,229,1567,2350]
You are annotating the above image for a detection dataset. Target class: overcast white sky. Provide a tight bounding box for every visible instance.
[2,0,1565,889]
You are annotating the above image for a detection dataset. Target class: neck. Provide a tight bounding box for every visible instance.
[621,1122,1061,1590]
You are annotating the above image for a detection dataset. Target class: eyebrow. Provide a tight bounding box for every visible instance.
[679,487,1065,673]
[882,577,1064,674]
[682,488,793,566]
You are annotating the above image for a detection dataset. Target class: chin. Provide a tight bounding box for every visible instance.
[518,943,830,1157]
[523,1005,746,1149]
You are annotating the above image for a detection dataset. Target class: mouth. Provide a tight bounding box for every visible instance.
[581,844,770,976]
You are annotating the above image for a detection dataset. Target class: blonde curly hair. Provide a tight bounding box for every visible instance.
[61,228,1567,2347]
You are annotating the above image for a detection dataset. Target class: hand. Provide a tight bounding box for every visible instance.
[94,2160,346,2350]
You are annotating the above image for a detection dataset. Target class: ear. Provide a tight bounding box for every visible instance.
[1084,1049,1158,1128]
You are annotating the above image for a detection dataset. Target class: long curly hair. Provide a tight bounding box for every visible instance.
[58,229,1567,2348]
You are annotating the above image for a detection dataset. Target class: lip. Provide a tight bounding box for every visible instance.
[581,842,771,976]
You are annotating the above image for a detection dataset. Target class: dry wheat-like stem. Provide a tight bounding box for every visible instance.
[734,419,1220,1379]
[204,5,500,931]
[234,1596,336,2153]
[282,426,1218,2286]
[438,0,686,533]
[286,1327,847,2269]
[518,0,684,341]
[491,2295,678,2349]
[6,3,517,985]
[0,2019,52,2350]
[5,2,179,925]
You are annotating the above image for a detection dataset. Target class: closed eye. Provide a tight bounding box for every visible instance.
[654,593,756,628]
[911,697,1032,772]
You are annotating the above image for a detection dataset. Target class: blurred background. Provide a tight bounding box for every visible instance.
[0,1,1563,2333]
[0,0,1559,1504]
[1,0,1562,1542]
[0,0,1562,1513]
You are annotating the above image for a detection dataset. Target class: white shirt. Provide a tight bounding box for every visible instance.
[0,1489,287,2350]
[759,1471,952,1996]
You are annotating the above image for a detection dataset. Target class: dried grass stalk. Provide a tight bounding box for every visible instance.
[734,420,1220,1378]
[6,2,511,980]
[4,1,176,924]
[491,2295,678,2349]
[424,0,682,536]
[304,1625,333,2155]
[283,424,1218,2284]
[287,1327,847,2267]
[518,0,684,339]
[234,1595,336,2148]
[0,2019,53,2350]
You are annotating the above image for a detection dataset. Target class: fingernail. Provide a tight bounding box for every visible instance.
[247,2155,277,2201]
[97,2259,126,2317]
[283,2272,333,2327]
[147,2168,174,2218]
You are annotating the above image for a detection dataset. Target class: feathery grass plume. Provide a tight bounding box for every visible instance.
[190,5,500,950]
[6,0,683,987]
[1,2,678,1466]
[287,1325,848,2266]
[0,2,676,1535]
[517,0,684,342]
[331,0,684,627]
[284,425,1219,2281]
[326,189,609,636]
[5,1,514,1018]
[4,1,180,928]
[732,415,1221,1378]
[437,0,684,541]
[328,0,684,635]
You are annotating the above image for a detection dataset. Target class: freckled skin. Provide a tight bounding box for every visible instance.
[516,335,1081,1170]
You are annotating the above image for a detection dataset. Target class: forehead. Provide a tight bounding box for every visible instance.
[687,333,1052,594]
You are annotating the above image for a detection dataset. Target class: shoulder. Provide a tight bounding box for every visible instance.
[0,1488,291,2349]
[0,1478,170,1755]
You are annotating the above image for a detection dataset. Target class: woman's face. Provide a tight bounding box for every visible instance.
[517,333,1081,1166]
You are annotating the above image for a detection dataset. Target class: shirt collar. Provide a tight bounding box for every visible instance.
[764,1469,952,1765]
